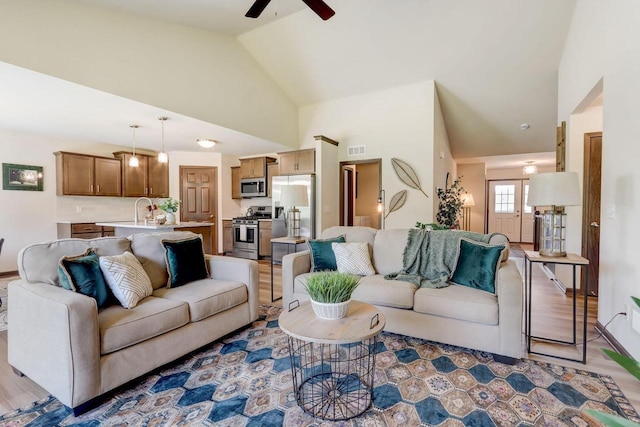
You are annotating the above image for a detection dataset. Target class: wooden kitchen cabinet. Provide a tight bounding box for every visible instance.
[231,166,241,199]
[239,156,277,179]
[57,223,116,239]
[259,220,272,257]
[267,162,279,198]
[278,149,315,174]
[223,220,234,255]
[55,152,122,196]
[114,152,169,197]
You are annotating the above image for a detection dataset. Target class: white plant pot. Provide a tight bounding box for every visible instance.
[310,299,351,320]
[165,212,176,225]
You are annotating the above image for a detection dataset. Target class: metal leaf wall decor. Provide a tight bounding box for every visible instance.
[391,158,429,199]
[385,190,407,219]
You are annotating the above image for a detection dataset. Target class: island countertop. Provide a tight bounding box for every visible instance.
[95,221,214,230]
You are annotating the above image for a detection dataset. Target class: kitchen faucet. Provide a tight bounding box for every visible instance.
[134,197,154,225]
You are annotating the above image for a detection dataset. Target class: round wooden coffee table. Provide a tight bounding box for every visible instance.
[279,300,385,421]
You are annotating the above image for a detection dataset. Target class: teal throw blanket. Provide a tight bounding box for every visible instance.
[385,229,496,288]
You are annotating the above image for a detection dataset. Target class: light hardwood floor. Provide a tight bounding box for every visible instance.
[1,255,639,416]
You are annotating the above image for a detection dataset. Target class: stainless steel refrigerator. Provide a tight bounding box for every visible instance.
[271,175,316,239]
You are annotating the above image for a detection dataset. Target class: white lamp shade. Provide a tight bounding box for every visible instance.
[462,193,475,207]
[280,185,309,207]
[527,172,581,207]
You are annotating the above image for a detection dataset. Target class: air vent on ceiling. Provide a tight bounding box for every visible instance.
[347,145,366,156]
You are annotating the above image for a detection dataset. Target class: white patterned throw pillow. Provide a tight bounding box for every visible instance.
[332,242,375,276]
[99,251,153,309]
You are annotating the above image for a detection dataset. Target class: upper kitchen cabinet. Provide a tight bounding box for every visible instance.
[278,149,315,175]
[55,152,122,196]
[113,152,169,197]
[231,166,241,199]
[239,156,276,179]
[267,162,279,198]
[148,156,169,197]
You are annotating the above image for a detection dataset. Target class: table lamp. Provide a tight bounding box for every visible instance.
[461,193,475,231]
[280,185,309,238]
[527,172,581,257]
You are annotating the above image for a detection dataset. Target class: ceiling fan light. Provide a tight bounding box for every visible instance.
[197,139,217,148]
[158,151,168,163]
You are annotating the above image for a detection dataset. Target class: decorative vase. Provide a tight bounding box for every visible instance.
[310,299,351,320]
[165,212,176,225]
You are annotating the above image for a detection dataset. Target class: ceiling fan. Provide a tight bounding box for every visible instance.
[245,0,335,20]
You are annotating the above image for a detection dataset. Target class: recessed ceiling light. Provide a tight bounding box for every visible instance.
[197,139,217,148]
[520,123,530,130]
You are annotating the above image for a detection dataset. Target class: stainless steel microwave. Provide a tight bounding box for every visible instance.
[240,177,267,198]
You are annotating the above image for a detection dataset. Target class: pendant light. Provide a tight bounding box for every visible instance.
[129,124,140,167]
[158,117,169,163]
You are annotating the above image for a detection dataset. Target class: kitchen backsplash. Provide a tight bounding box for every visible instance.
[57,196,141,222]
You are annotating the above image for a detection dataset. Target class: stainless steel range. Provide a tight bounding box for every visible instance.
[232,206,272,260]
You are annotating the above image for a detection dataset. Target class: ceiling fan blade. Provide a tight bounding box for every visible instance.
[245,0,272,18]
[301,0,335,20]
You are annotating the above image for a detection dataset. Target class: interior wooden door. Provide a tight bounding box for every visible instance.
[582,132,602,296]
[180,166,218,251]
[488,180,522,242]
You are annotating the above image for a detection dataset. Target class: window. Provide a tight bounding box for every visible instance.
[494,184,515,213]
[524,184,532,214]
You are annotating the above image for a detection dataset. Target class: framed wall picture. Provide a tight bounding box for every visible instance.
[2,163,44,191]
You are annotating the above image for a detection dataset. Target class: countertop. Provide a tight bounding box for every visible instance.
[95,221,214,230]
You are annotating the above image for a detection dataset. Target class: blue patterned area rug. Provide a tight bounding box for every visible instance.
[2,305,639,426]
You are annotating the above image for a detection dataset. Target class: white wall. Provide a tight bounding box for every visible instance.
[299,81,439,230]
[433,88,456,221]
[0,0,298,148]
[558,0,640,358]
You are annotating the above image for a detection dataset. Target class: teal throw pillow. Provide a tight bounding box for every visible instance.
[162,237,209,288]
[450,238,506,293]
[307,235,346,272]
[58,248,113,309]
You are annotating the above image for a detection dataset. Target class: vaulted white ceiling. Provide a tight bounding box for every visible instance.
[4,0,577,166]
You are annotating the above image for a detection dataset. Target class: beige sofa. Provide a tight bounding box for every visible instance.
[8,231,259,414]
[282,226,523,362]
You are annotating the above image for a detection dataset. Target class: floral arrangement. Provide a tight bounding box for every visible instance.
[159,197,180,213]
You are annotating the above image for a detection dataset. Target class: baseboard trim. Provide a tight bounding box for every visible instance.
[0,270,18,278]
[595,320,631,357]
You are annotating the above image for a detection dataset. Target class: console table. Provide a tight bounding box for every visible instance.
[524,250,589,363]
[279,301,385,420]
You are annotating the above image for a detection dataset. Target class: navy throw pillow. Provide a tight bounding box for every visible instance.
[162,237,209,288]
[307,235,346,272]
[450,238,506,293]
[58,248,113,309]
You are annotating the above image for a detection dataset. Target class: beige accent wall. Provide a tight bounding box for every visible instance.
[433,88,456,220]
[355,163,380,230]
[558,0,640,358]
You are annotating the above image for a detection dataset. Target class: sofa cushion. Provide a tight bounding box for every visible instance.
[450,238,506,293]
[321,226,377,247]
[162,236,209,288]
[58,248,113,309]
[153,279,248,322]
[129,231,199,289]
[98,296,189,355]
[413,284,499,325]
[332,242,375,276]
[372,229,409,275]
[18,237,131,287]
[294,273,416,309]
[307,235,345,271]
[99,251,153,309]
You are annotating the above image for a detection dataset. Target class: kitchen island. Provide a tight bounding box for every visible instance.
[96,221,215,254]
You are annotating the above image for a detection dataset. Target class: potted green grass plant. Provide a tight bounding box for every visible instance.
[305,272,360,320]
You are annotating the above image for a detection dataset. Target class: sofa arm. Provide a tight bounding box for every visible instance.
[206,255,259,322]
[496,259,524,358]
[282,250,311,308]
[8,280,100,408]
